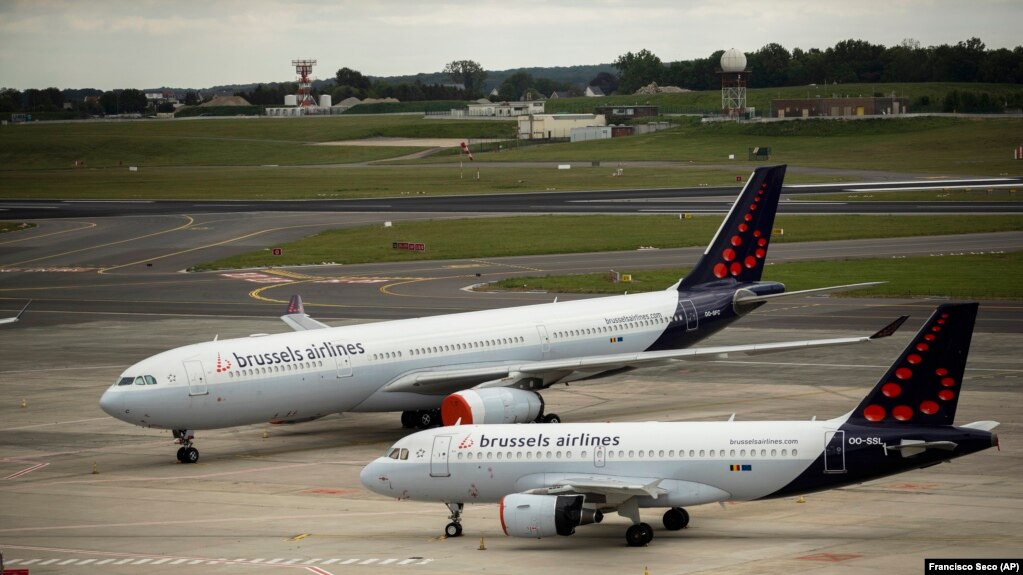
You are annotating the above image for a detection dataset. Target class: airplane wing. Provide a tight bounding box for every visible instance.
[382,315,908,394]
[279,295,329,331]
[0,300,30,325]
[733,282,885,304]
[520,473,730,509]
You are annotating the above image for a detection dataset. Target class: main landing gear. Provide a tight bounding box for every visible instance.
[622,505,690,546]
[173,429,199,464]
[444,502,464,538]
[662,507,690,531]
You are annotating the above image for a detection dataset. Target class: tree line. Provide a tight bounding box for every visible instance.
[614,37,1023,94]
[4,37,1020,117]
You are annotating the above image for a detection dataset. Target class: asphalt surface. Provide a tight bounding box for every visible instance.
[0,187,1021,574]
[2,176,1021,219]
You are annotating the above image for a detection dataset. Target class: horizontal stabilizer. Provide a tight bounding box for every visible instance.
[733,282,886,305]
[886,439,958,457]
[962,420,1000,431]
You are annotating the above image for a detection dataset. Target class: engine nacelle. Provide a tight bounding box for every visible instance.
[499,494,600,538]
[441,388,543,426]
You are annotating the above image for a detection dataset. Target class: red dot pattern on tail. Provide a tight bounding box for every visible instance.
[713,183,770,279]
[861,312,957,422]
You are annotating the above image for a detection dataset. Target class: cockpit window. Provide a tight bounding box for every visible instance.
[134,376,147,385]
[144,375,157,385]
[386,448,410,460]
[117,377,134,386]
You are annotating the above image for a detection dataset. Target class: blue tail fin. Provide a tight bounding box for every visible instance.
[677,165,786,290]
[848,303,978,426]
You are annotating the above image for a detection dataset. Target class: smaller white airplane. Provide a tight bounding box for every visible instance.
[361,303,998,546]
[0,300,30,325]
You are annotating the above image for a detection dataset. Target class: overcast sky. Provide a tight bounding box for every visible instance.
[1,0,1020,90]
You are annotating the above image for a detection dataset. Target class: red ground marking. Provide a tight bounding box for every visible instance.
[796,553,862,562]
[887,482,940,490]
[301,488,359,496]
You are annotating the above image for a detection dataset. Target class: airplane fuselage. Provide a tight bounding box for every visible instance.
[100,283,771,430]
[360,419,997,507]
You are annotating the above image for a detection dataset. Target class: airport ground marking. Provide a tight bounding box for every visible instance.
[8,215,193,269]
[0,220,97,246]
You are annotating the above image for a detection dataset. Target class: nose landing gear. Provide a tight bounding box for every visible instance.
[173,429,199,463]
[444,502,464,538]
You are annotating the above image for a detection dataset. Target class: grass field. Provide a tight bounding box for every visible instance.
[192,214,1023,270]
[0,116,515,170]
[487,251,1023,300]
[430,116,1023,177]
[1,99,1020,200]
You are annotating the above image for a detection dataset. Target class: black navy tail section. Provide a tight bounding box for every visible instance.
[848,303,978,426]
[677,165,786,290]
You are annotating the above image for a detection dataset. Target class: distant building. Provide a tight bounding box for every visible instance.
[771,96,909,118]
[517,113,607,139]
[467,100,544,117]
[595,105,659,121]
[585,86,605,97]
[549,91,574,99]
[144,90,178,105]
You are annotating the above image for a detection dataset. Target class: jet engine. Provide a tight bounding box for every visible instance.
[499,494,601,538]
[441,388,543,426]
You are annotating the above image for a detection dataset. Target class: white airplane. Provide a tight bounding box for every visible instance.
[361,303,998,546]
[100,165,893,464]
[0,300,30,325]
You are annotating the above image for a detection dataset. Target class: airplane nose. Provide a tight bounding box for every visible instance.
[360,459,389,494]
[99,389,124,419]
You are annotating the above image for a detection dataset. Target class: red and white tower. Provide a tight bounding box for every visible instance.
[292,59,317,107]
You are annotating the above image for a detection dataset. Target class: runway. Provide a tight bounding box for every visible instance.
[2,176,1021,219]
[0,193,1021,574]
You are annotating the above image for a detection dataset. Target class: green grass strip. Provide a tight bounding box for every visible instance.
[192,214,1022,270]
[488,251,1023,300]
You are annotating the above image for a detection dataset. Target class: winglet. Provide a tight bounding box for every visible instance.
[870,315,909,339]
[280,295,330,331]
[0,300,30,325]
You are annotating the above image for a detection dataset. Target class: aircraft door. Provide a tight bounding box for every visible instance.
[332,342,353,378]
[680,300,699,331]
[593,444,606,468]
[430,435,452,478]
[536,325,551,357]
[183,360,208,396]
[824,430,846,474]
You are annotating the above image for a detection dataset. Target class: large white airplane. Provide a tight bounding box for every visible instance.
[100,165,893,464]
[361,303,998,546]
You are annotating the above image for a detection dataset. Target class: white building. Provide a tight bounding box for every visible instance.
[517,113,607,140]
[466,100,545,117]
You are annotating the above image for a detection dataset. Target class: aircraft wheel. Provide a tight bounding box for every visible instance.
[662,507,689,530]
[400,411,416,429]
[625,523,653,547]
[444,522,463,537]
[416,410,438,429]
[176,447,186,463]
[182,447,199,464]
[542,413,561,424]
